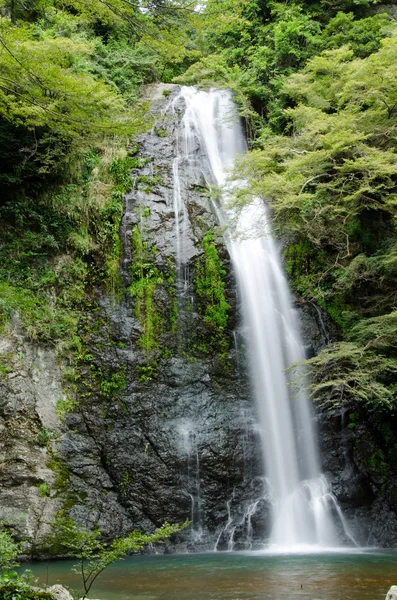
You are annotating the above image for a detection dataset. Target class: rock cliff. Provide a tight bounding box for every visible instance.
[1,84,397,552]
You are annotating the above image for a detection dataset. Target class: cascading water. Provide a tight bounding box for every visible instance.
[173,86,353,550]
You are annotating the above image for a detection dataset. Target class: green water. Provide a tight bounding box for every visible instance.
[27,551,397,600]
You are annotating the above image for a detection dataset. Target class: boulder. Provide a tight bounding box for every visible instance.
[386,586,397,600]
[47,585,74,600]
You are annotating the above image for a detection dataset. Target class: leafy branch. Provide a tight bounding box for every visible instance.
[48,518,187,599]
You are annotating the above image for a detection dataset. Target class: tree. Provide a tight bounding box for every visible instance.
[228,33,397,318]
[0,519,186,599]
[0,18,131,144]
[0,528,20,574]
[321,11,390,58]
[49,519,187,599]
[296,341,397,410]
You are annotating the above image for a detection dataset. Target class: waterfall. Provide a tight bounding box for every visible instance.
[173,86,351,550]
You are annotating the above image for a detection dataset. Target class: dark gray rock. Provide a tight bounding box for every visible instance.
[49,84,266,551]
[317,406,397,546]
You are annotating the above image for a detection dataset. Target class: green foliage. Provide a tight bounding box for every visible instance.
[0,533,46,599]
[185,3,395,425]
[298,341,397,410]
[56,397,79,419]
[230,34,397,323]
[36,429,52,447]
[177,1,316,128]
[49,518,186,599]
[195,232,230,331]
[0,282,78,343]
[129,222,163,353]
[91,40,159,104]
[0,353,14,377]
[99,370,126,399]
[367,448,389,474]
[119,470,130,492]
[37,483,49,498]
[96,152,137,292]
[136,362,158,382]
[137,174,162,191]
[293,311,397,413]
[194,231,231,360]
[347,411,359,429]
[321,12,391,58]
[154,127,168,138]
[0,18,131,143]
[271,3,322,69]
[348,311,397,350]
[138,8,202,82]
[176,0,396,133]
[306,0,388,21]
[0,139,136,341]
[47,456,74,503]
[0,530,20,572]
[0,0,168,353]
[109,156,134,194]
[0,572,54,600]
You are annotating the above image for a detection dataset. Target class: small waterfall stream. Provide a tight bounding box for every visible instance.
[172,86,353,550]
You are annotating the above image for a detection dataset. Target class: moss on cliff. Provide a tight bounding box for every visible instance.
[194,231,231,361]
[129,223,164,353]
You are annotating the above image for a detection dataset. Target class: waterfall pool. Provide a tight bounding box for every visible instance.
[25,550,396,599]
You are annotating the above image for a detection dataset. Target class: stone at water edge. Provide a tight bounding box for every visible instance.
[49,584,102,600]
[30,584,73,600]
[385,585,397,599]
[46,585,74,600]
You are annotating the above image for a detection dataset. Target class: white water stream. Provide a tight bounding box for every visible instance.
[173,86,354,550]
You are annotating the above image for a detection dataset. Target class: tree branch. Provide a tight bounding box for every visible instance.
[299,173,328,195]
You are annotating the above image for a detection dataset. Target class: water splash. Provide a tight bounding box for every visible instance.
[214,490,236,551]
[176,419,203,542]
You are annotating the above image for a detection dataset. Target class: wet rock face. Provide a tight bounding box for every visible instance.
[317,407,397,546]
[57,84,267,551]
[0,323,64,548]
[298,301,341,358]
[0,84,267,553]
